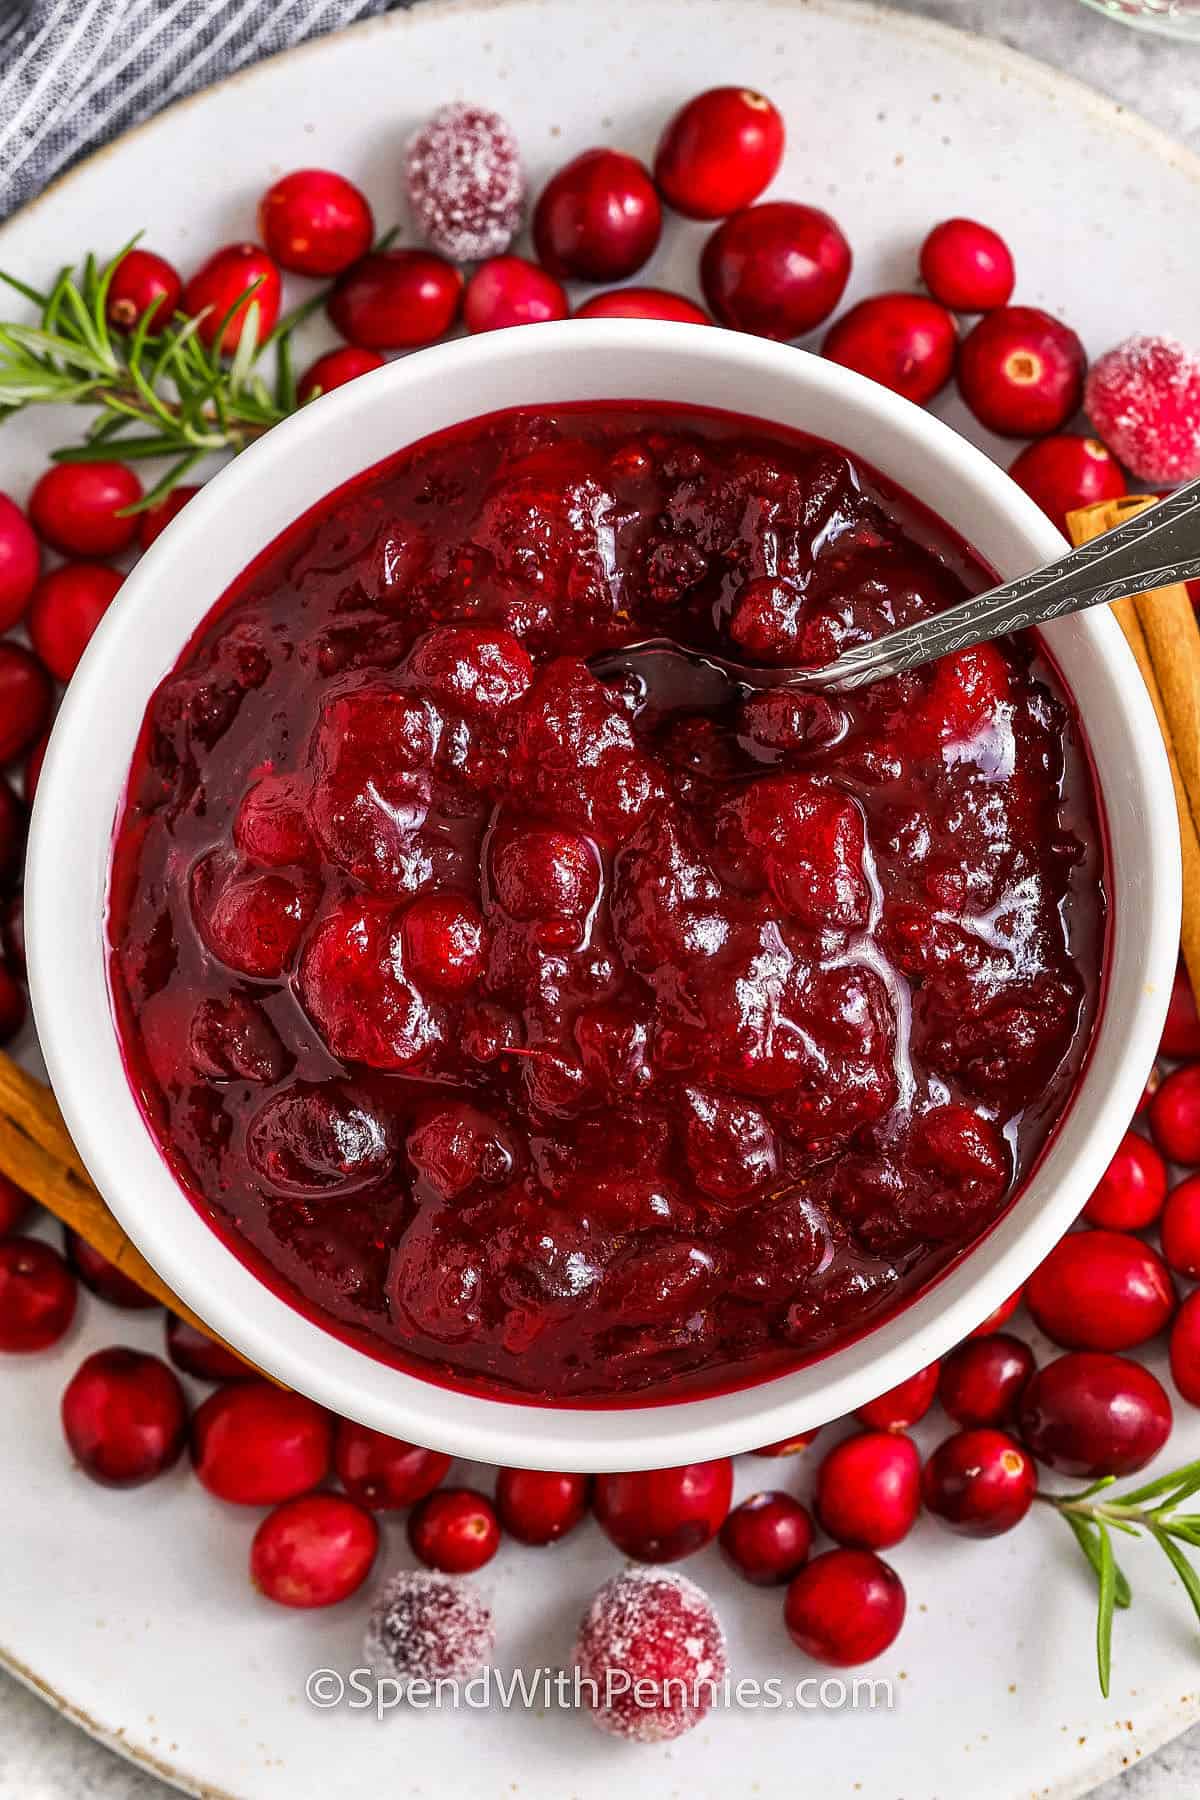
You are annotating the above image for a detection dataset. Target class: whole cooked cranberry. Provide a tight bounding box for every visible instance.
[495,1467,590,1544]
[490,821,599,922]
[855,1362,939,1431]
[574,1568,726,1742]
[939,1333,1035,1428]
[333,1417,450,1509]
[1017,1351,1171,1476]
[251,1493,378,1607]
[400,893,487,996]
[328,250,462,349]
[63,1227,156,1309]
[464,256,568,333]
[0,492,40,631]
[137,484,199,550]
[919,217,1015,312]
[0,780,24,887]
[593,1459,733,1562]
[1008,435,1126,536]
[0,1237,76,1351]
[0,963,25,1043]
[61,1347,187,1486]
[822,293,957,405]
[969,1288,1023,1337]
[1082,1130,1167,1230]
[408,623,533,713]
[1170,1290,1200,1405]
[752,1429,820,1457]
[654,86,785,220]
[0,1174,31,1235]
[574,286,711,324]
[164,1313,252,1382]
[1162,1174,1200,1279]
[1025,1230,1175,1350]
[719,1489,813,1585]
[0,643,54,763]
[259,169,373,276]
[784,1548,905,1665]
[1150,1064,1200,1166]
[184,243,281,353]
[922,1428,1036,1536]
[1163,965,1200,1060]
[700,202,851,338]
[29,563,123,681]
[408,1486,501,1573]
[29,461,142,558]
[297,346,385,403]
[105,247,182,332]
[190,1381,332,1504]
[815,1430,921,1549]
[957,306,1086,436]
[533,148,662,282]
[191,852,315,980]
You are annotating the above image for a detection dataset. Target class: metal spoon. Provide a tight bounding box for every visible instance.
[590,477,1200,699]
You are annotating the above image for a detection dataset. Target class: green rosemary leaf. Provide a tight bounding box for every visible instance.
[0,323,113,376]
[1149,1526,1200,1632]
[1065,1514,1133,1610]
[1120,1460,1200,1508]
[1096,1523,1117,1698]
[275,328,297,415]
[51,433,195,462]
[136,449,206,511]
[0,268,48,307]
[1061,1476,1118,1505]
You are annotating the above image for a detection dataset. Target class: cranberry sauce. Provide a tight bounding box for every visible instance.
[108,403,1105,1402]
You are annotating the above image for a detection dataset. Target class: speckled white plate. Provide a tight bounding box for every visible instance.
[1,2,1199,1796]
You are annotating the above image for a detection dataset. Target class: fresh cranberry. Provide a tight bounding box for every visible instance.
[1150,1064,1200,1166]
[1163,966,1200,1060]
[29,562,123,681]
[405,103,526,262]
[752,1430,821,1457]
[259,169,373,276]
[137,485,199,550]
[957,306,1086,437]
[939,1333,1035,1427]
[1162,1174,1200,1279]
[969,1288,1024,1337]
[1085,334,1200,485]
[297,346,385,403]
[333,1417,450,1509]
[719,1489,812,1586]
[0,1174,31,1234]
[0,493,40,631]
[822,293,957,405]
[29,462,141,560]
[574,1568,726,1742]
[495,1468,590,1544]
[61,1346,187,1486]
[700,202,851,339]
[184,244,281,354]
[922,1428,1035,1536]
[654,86,785,220]
[164,1312,252,1382]
[1082,1130,1167,1230]
[533,148,662,282]
[784,1549,905,1666]
[463,256,568,333]
[919,218,1015,312]
[0,1237,75,1351]
[105,248,182,333]
[408,1486,501,1573]
[328,250,462,350]
[1025,1230,1175,1350]
[1017,1351,1171,1476]
[1170,1290,1200,1405]
[251,1492,378,1607]
[855,1362,939,1431]
[190,1381,332,1504]
[63,1227,156,1309]
[574,286,711,324]
[593,1459,733,1562]
[1008,434,1126,536]
[814,1429,921,1549]
[401,893,487,996]
[0,963,25,1044]
[0,779,24,886]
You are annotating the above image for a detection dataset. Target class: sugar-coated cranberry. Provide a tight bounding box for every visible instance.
[1170,1290,1200,1405]
[752,1429,820,1457]
[1163,1174,1200,1279]
[184,243,281,353]
[573,1568,726,1742]
[815,1430,921,1549]
[1085,334,1200,485]
[297,346,384,403]
[328,249,462,350]
[0,1174,31,1235]
[922,1428,1035,1536]
[1082,1130,1167,1230]
[593,1459,733,1562]
[1017,1351,1171,1476]
[0,779,24,886]
[408,1486,501,1573]
[719,1490,813,1586]
[61,1346,187,1487]
[333,1417,450,1509]
[822,294,957,405]
[400,893,487,996]
[855,1361,940,1431]
[574,286,711,324]
[495,1467,590,1544]
[969,1287,1023,1337]
[29,562,123,680]
[406,102,526,261]
[0,493,40,631]
[63,1227,156,1309]
[957,306,1086,437]
[939,1333,1035,1428]
[654,86,785,220]
[164,1312,252,1383]
[190,1381,332,1504]
[30,461,142,559]
[0,1237,76,1351]
[533,148,662,282]
[105,248,182,332]
[0,963,25,1043]
[366,1569,496,1686]
[1162,965,1200,1060]
[259,169,373,276]
[1008,435,1126,536]
[919,217,1015,312]
[1150,1064,1200,1166]
[1025,1230,1175,1350]
[137,484,198,550]
[784,1548,905,1666]
[251,1492,378,1607]
[463,256,568,333]
[700,202,851,339]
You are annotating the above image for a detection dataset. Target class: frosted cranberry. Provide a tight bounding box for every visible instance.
[594,1459,733,1562]
[407,623,533,714]
[1163,1174,1200,1278]
[1082,1130,1167,1230]
[164,1313,252,1383]
[184,244,281,353]
[297,346,384,403]
[919,218,1015,312]
[1085,334,1200,485]
[464,256,568,333]
[401,893,486,996]
[0,492,40,630]
[815,1430,921,1549]
[0,779,24,885]
[495,1468,590,1544]
[29,562,123,680]
[654,86,784,220]
[719,1490,813,1586]
[0,1174,31,1234]
[922,1428,1035,1536]
[1026,1230,1175,1350]
[366,1570,497,1685]
[191,1381,332,1504]
[700,202,851,339]
[333,1418,450,1509]
[327,250,462,350]
[489,820,599,921]
[0,643,55,762]
[233,773,314,868]
[1018,1351,1171,1476]
[30,462,141,559]
[1150,1064,1200,1165]
[259,169,373,276]
[855,1362,940,1431]
[105,248,182,332]
[247,1082,395,1195]
[0,963,25,1043]
[1170,1291,1200,1405]
[533,148,662,282]
[136,484,198,550]
[251,1493,378,1607]
[573,1568,726,1742]
[784,1549,905,1666]
[822,293,957,404]
[1163,965,1200,1060]
[939,1334,1034,1428]
[752,1429,820,1457]
[405,103,526,261]
[190,852,314,979]
[0,1237,76,1351]
[574,286,711,324]
[408,1486,501,1573]
[969,1287,1023,1337]
[957,306,1086,437]
[63,1227,155,1309]
[1009,435,1126,535]
[61,1347,187,1487]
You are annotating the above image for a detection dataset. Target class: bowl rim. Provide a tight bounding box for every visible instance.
[26,319,1181,1470]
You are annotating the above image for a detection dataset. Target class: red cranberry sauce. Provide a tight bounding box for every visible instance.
[108,404,1104,1401]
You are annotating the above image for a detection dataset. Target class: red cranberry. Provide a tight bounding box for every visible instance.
[701,202,851,339]
[573,1568,726,1742]
[1082,1130,1167,1230]
[855,1361,939,1431]
[1025,1229,1175,1350]
[0,644,54,762]
[922,1428,1036,1536]
[408,1486,501,1573]
[463,256,568,333]
[333,1417,450,1509]
[969,1287,1023,1336]
[137,484,199,550]
[408,622,533,713]
[1085,334,1200,486]
[495,1467,590,1544]
[105,248,182,333]
[1163,1174,1200,1279]
[1150,1064,1200,1165]
[29,562,123,681]
[63,1227,156,1309]
[939,1333,1035,1427]
[297,346,384,403]
[1170,1290,1200,1405]
[0,963,25,1043]
[533,149,662,282]
[0,779,24,886]
[574,286,711,324]
[1008,435,1126,536]
[0,1237,76,1351]
[814,1429,921,1549]
[184,244,281,353]
[1162,965,1200,1060]
[259,169,373,276]
[654,86,785,220]
[919,217,1015,312]
[784,1549,905,1666]
[61,1346,187,1487]
[401,893,486,996]
[0,492,40,631]
[1017,1351,1171,1476]
[251,1492,378,1607]
[367,1570,496,1685]
[957,306,1086,437]
[0,1174,31,1235]
[406,103,526,262]
[327,250,462,349]
[752,1429,820,1457]
[164,1313,252,1383]
[822,294,957,405]
[719,1489,813,1586]
[593,1459,733,1562]
[190,1381,332,1504]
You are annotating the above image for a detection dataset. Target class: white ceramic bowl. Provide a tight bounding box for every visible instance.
[27,321,1180,1471]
